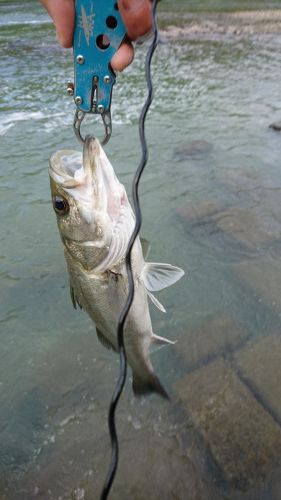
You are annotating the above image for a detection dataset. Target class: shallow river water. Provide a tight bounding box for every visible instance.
[1,1,281,499]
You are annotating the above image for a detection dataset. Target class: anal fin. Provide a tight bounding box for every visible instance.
[152,334,176,346]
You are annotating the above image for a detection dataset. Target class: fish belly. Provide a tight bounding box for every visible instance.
[66,253,168,398]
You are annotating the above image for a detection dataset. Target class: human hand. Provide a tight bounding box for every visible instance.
[40,0,153,71]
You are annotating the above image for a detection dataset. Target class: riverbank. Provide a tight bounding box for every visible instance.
[158,10,281,39]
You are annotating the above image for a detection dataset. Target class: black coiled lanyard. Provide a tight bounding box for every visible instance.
[100,1,160,498]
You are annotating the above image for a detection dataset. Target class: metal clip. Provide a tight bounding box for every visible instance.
[74,109,112,145]
[72,0,126,144]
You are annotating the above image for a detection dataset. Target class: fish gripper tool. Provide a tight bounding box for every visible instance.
[71,0,126,145]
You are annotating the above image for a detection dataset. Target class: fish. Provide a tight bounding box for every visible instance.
[49,136,184,398]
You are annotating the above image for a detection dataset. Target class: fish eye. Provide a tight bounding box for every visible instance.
[52,196,69,216]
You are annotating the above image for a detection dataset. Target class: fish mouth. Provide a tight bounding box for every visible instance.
[49,149,84,186]
[48,136,100,185]
[49,136,130,223]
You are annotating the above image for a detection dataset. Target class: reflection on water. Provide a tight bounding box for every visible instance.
[1,1,281,498]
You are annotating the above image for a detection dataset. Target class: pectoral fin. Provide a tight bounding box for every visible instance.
[141,262,184,312]
[141,263,184,292]
[70,284,83,310]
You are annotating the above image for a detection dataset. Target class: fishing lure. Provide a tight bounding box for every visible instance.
[69,0,126,145]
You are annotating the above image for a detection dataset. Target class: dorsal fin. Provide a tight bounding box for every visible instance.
[140,237,151,260]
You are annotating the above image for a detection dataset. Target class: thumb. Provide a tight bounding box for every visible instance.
[40,0,75,48]
[118,0,152,41]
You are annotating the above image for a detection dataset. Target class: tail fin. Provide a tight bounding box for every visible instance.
[132,372,169,400]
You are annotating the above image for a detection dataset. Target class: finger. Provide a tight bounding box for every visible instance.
[111,39,134,72]
[40,0,75,48]
[118,0,152,41]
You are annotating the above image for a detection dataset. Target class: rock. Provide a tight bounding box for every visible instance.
[234,333,281,423]
[174,358,281,491]
[215,207,281,250]
[17,390,221,500]
[232,257,281,313]
[269,121,281,131]
[176,200,224,222]
[174,140,213,160]
[109,419,220,500]
[175,313,248,372]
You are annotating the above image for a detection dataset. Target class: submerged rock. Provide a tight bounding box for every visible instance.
[175,313,248,373]
[176,200,224,222]
[232,257,281,313]
[215,207,281,250]
[174,358,281,491]
[174,140,213,160]
[234,334,281,424]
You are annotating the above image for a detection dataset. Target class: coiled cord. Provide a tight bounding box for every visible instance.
[100,1,160,498]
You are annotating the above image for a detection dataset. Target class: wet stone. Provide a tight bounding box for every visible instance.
[215,207,281,250]
[215,168,262,192]
[174,140,213,160]
[110,420,220,500]
[232,257,281,312]
[176,199,224,222]
[175,313,248,372]
[233,333,281,424]
[174,358,281,491]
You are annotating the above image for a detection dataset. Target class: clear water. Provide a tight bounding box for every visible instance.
[1,2,281,499]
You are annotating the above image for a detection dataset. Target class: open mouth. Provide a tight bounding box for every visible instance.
[50,146,130,228]
[49,150,84,183]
